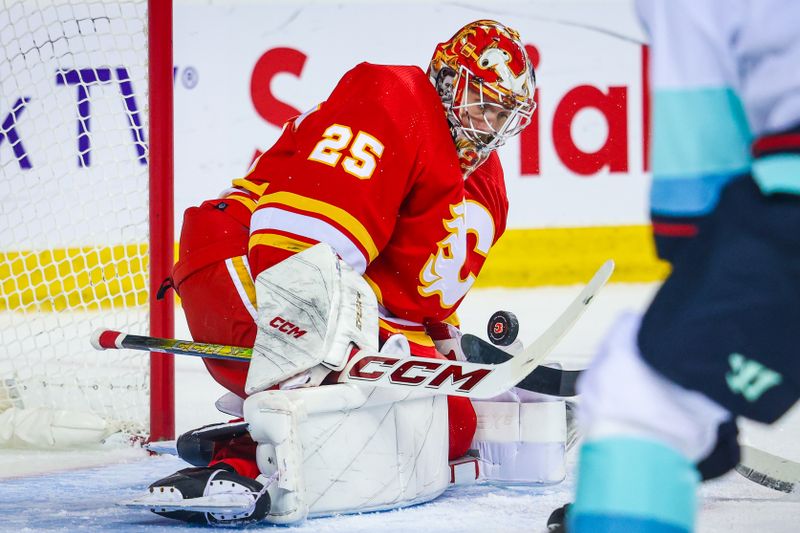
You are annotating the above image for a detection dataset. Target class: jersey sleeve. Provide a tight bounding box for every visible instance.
[637,0,752,221]
[245,64,422,278]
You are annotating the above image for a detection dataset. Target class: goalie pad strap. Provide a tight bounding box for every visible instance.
[471,398,567,484]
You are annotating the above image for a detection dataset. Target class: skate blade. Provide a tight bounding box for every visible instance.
[121,492,253,514]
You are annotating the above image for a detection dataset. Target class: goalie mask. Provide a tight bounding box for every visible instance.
[428,20,537,176]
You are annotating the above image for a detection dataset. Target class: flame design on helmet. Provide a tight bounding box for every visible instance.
[428,20,537,176]
[432,20,533,99]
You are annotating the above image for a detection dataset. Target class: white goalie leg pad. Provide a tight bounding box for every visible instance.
[243,383,449,524]
[244,392,307,524]
[471,389,567,484]
[245,243,379,395]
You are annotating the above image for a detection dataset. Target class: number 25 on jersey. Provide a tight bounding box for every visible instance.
[308,124,385,180]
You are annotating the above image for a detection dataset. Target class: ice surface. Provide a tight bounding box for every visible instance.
[0,451,797,532]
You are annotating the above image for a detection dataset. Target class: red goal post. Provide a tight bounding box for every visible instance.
[148,0,175,442]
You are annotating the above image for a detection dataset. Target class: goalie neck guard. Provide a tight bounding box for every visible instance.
[428,20,537,177]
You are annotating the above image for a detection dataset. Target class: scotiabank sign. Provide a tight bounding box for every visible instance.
[175,1,649,228]
[249,44,649,179]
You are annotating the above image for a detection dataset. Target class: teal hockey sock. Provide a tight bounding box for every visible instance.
[569,437,700,533]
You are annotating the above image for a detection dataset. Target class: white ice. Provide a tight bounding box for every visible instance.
[1,282,799,532]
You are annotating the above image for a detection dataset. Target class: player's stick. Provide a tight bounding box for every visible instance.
[735,445,800,493]
[92,260,613,400]
[92,328,582,397]
[462,336,582,396]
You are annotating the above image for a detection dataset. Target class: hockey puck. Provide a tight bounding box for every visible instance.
[487,310,519,346]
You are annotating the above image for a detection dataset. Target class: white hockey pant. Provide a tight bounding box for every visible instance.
[578,312,731,461]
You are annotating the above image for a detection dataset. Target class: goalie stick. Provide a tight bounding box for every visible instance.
[92,260,613,400]
[90,328,580,397]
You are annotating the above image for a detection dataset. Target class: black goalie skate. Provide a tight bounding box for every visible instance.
[127,464,271,526]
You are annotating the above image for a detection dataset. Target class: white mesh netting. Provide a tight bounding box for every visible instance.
[0,0,153,443]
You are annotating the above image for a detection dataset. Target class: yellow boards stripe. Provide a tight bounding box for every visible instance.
[476,225,671,287]
[0,226,670,311]
[0,244,149,312]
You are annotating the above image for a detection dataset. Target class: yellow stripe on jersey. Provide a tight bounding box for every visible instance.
[378,319,435,347]
[362,274,384,306]
[231,178,269,197]
[443,312,461,328]
[249,233,314,255]
[229,255,256,308]
[224,193,257,212]
[251,208,368,273]
[257,192,379,261]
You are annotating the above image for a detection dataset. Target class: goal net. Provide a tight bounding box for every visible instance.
[0,0,173,447]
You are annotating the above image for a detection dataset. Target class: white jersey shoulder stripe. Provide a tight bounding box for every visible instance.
[251,207,368,274]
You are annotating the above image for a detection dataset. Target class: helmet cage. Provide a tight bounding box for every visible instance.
[450,65,536,152]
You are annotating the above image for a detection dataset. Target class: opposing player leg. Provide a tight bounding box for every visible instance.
[568,314,726,533]
[569,176,800,532]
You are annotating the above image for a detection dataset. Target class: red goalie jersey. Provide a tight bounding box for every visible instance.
[228,62,509,352]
